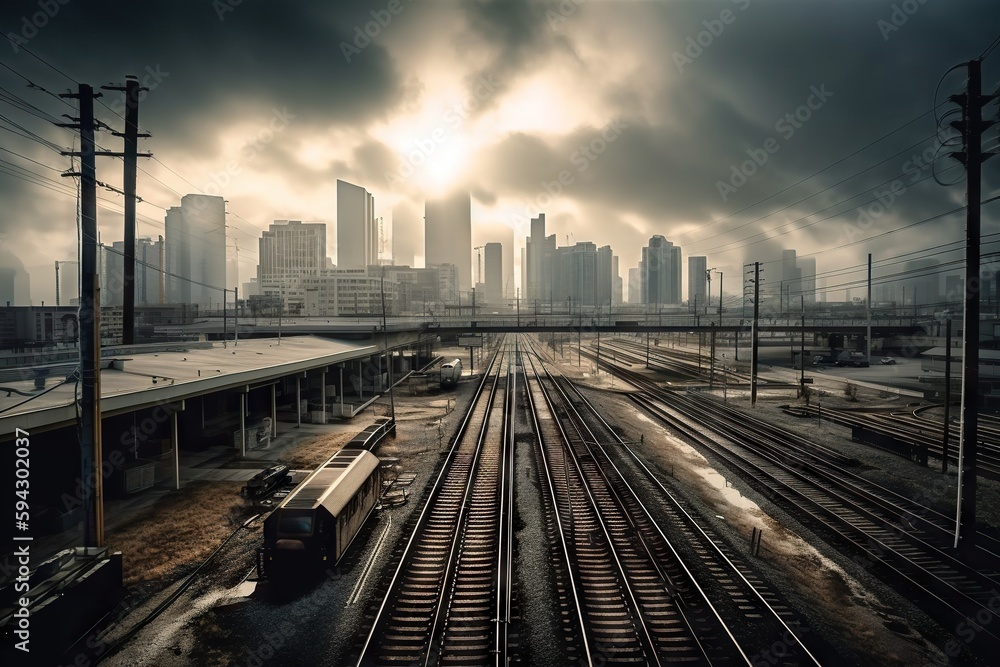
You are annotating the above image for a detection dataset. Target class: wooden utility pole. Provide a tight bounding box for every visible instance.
[102,76,151,345]
[59,84,104,549]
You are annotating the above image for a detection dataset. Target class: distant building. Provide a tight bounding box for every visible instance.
[525,213,556,305]
[0,246,31,306]
[688,256,707,311]
[337,180,377,269]
[257,220,328,310]
[55,260,79,306]
[391,204,422,267]
[484,242,503,305]
[429,263,459,304]
[612,255,623,306]
[553,242,613,309]
[164,194,226,309]
[628,268,641,304]
[641,235,681,305]
[798,256,817,305]
[425,191,472,293]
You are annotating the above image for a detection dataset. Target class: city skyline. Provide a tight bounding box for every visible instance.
[0,1,998,309]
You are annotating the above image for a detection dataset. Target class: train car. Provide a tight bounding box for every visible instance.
[440,358,463,388]
[257,448,381,581]
[240,464,290,500]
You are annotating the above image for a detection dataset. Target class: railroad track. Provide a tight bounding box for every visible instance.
[587,356,1000,659]
[526,339,822,665]
[785,403,1000,480]
[356,340,514,666]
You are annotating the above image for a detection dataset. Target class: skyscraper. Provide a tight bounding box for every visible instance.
[165,194,227,308]
[798,257,816,305]
[612,255,623,305]
[688,256,707,311]
[525,213,556,304]
[640,235,681,305]
[258,220,328,308]
[628,268,641,304]
[337,179,377,269]
[484,242,503,305]
[425,190,472,293]
[391,204,422,267]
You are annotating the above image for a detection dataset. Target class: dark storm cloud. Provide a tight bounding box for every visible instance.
[456,0,570,112]
[1,0,410,149]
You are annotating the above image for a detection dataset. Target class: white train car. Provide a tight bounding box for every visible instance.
[440,358,463,388]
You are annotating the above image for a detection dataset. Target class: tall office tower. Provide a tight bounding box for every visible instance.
[337,179,377,268]
[904,258,941,307]
[391,204,422,267]
[56,261,80,306]
[780,249,802,308]
[425,191,473,293]
[0,247,30,306]
[525,213,556,304]
[258,220,328,304]
[552,242,613,308]
[165,194,227,308]
[484,242,503,305]
[100,241,125,306]
[688,255,708,310]
[135,236,165,305]
[429,262,459,303]
[628,268,641,303]
[612,255,623,305]
[640,235,681,305]
[798,256,817,306]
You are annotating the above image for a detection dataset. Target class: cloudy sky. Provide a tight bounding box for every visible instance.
[1,0,998,306]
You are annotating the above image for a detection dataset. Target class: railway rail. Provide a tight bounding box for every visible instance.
[586,352,1000,659]
[784,404,1000,480]
[356,340,513,666]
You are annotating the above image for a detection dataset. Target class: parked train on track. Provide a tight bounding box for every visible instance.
[440,358,462,388]
[257,447,381,581]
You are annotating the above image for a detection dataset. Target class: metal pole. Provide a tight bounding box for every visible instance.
[223,288,228,348]
[751,262,760,407]
[380,269,395,421]
[943,319,952,473]
[709,323,715,388]
[866,253,872,366]
[172,410,180,490]
[240,392,246,458]
[234,286,238,347]
[800,296,806,391]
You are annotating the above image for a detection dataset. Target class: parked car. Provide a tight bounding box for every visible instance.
[880,357,896,365]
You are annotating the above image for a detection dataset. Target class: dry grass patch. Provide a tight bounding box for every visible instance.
[282,430,356,469]
[106,481,248,588]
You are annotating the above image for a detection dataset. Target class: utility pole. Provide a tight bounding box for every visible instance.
[866,253,872,366]
[223,288,228,348]
[102,76,151,345]
[800,296,806,392]
[59,84,104,549]
[949,57,994,553]
[943,319,953,473]
[55,261,61,306]
[750,262,761,407]
[380,268,396,422]
[234,286,238,347]
[709,322,716,388]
